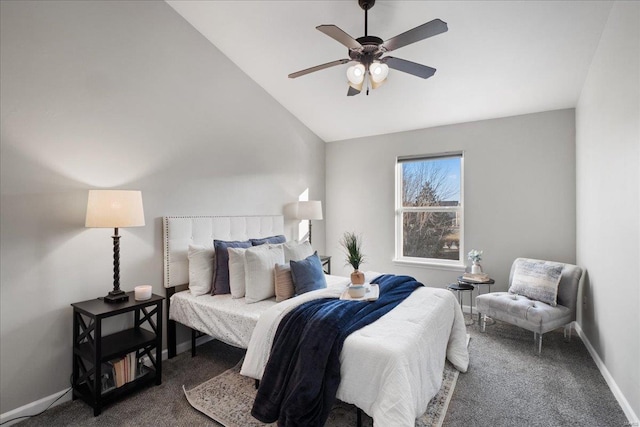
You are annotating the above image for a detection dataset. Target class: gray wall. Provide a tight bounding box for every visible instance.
[0,1,325,413]
[2,0,637,420]
[576,0,639,419]
[326,110,577,290]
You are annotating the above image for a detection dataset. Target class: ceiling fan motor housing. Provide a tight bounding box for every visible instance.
[349,36,384,66]
[358,0,375,11]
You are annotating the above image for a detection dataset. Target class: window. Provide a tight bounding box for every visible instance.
[395,153,463,265]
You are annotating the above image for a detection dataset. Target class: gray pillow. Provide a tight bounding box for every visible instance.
[509,259,564,306]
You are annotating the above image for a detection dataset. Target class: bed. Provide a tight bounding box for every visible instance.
[163,215,469,426]
[163,215,287,356]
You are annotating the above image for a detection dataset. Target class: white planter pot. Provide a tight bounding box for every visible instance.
[471,263,482,274]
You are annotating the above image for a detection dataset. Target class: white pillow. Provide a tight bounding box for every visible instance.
[284,240,314,262]
[187,244,214,296]
[244,244,284,304]
[228,247,248,299]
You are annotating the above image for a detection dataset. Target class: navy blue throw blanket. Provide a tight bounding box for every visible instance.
[251,274,423,426]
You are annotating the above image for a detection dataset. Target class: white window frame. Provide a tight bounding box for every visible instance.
[394,152,465,269]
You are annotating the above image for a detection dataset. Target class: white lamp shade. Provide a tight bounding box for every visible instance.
[296,200,323,220]
[346,64,365,85]
[85,190,145,228]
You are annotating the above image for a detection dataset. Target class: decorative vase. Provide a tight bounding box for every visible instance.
[350,270,365,285]
[471,262,483,274]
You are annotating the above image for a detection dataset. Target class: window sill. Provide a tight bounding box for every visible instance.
[393,258,466,272]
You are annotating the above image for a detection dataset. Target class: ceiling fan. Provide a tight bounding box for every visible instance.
[288,0,448,96]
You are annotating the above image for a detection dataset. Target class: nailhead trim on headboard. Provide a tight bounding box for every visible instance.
[162,215,285,289]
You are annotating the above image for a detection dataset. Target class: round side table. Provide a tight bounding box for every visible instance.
[457,276,496,326]
[448,283,475,326]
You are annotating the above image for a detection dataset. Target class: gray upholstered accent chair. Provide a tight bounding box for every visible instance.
[476,258,582,353]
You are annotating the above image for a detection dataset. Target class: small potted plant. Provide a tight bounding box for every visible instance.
[468,249,483,274]
[340,232,366,285]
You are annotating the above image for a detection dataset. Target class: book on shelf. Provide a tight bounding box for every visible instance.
[462,272,491,283]
[110,351,139,388]
[112,358,125,388]
[129,352,137,382]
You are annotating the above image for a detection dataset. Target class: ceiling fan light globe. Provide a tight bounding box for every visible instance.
[369,62,389,83]
[348,80,364,92]
[371,77,387,90]
[346,64,366,84]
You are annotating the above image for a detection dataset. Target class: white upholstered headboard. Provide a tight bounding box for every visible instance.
[162,215,284,288]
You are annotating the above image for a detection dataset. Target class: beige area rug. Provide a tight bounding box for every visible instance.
[184,361,459,427]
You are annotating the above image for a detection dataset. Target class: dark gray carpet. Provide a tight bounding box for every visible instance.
[19,340,243,426]
[17,320,628,426]
[443,320,628,427]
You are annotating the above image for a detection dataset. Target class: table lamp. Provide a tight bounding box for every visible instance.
[295,200,323,245]
[85,190,145,303]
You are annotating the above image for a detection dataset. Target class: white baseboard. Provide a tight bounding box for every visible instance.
[573,323,638,426]
[0,336,210,426]
[0,388,72,426]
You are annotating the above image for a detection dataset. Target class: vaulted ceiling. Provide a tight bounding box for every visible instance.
[166,1,613,142]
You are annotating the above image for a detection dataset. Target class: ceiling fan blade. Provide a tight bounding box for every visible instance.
[382,19,448,52]
[317,25,363,51]
[347,85,361,96]
[383,56,436,79]
[288,59,351,79]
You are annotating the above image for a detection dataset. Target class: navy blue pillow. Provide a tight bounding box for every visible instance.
[212,239,252,295]
[290,252,327,295]
[250,235,286,246]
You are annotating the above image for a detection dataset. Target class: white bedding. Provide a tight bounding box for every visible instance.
[169,291,275,348]
[241,275,469,427]
[169,274,352,349]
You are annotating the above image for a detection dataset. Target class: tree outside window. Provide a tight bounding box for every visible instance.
[396,154,463,263]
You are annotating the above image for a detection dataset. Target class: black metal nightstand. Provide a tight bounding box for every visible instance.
[458,276,495,325]
[448,282,475,326]
[71,292,163,415]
